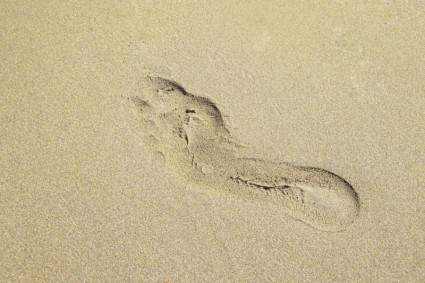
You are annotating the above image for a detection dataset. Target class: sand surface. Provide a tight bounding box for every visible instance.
[1,1,424,282]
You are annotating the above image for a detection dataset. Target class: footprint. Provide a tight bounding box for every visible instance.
[130,75,360,231]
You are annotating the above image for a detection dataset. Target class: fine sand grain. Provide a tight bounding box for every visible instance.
[1,1,424,282]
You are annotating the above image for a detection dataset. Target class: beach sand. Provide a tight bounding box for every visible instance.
[1,1,424,281]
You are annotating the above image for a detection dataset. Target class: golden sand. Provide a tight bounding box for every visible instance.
[1,1,424,281]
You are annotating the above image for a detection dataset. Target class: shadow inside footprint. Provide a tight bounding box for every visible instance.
[130,75,360,232]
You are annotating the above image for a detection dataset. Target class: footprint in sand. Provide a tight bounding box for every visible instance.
[130,75,360,231]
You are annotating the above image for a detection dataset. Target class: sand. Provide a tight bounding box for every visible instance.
[1,1,424,282]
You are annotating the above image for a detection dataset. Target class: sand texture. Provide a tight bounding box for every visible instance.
[130,76,359,232]
[1,1,424,282]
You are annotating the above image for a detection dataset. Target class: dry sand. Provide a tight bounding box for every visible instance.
[1,1,424,282]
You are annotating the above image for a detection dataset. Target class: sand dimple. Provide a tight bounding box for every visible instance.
[130,75,360,231]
